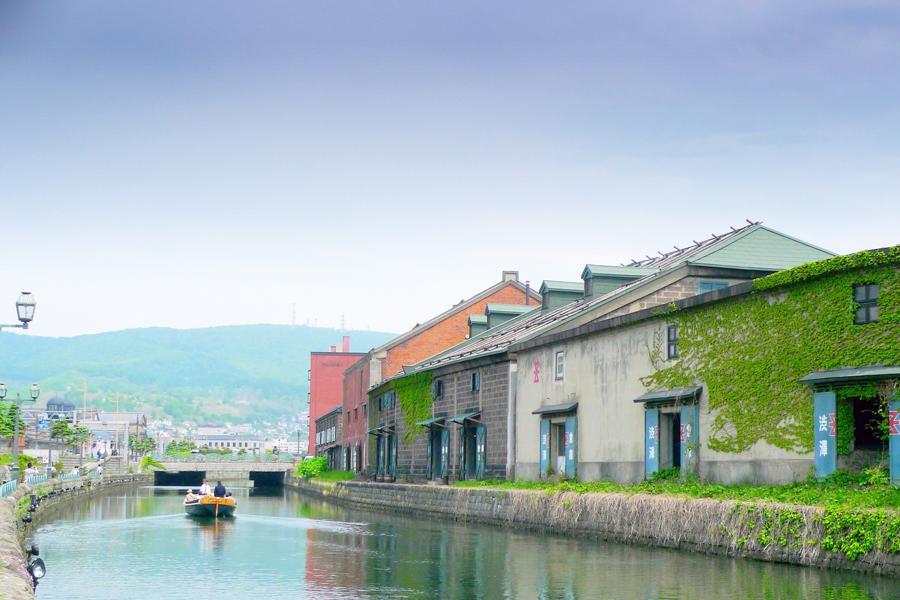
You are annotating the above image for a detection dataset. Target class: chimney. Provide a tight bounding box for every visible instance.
[524,280,531,305]
[329,345,337,352]
[502,270,519,282]
[342,336,350,352]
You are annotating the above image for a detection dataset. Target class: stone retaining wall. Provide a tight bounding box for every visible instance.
[0,474,150,600]
[289,479,899,577]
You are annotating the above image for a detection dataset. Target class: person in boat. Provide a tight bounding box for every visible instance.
[213,481,226,498]
[185,489,198,503]
[198,479,212,495]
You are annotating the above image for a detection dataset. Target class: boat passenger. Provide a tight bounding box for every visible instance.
[199,479,212,495]
[213,481,226,498]
[185,489,198,503]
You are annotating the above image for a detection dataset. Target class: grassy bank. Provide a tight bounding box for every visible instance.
[454,469,899,510]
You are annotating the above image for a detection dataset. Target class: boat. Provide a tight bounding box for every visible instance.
[184,495,237,518]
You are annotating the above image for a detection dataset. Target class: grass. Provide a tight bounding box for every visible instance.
[454,469,900,511]
[313,470,355,483]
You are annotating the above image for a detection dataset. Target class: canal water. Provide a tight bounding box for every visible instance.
[32,486,894,599]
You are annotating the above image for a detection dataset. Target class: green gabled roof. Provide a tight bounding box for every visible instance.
[581,265,657,279]
[485,303,533,315]
[687,225,834,271]
[538,280,583,293]
[468,314,488,324]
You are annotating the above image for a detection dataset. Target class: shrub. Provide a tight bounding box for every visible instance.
[296,456,328,479]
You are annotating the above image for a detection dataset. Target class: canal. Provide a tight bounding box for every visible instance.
[32,485,894,599]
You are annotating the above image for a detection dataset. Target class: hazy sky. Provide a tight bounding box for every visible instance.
[1,1,898,338]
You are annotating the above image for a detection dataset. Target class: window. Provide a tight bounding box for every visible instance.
[667,325,679,359]
[854,284,879,324]
[555,351,565,380]
[434,379,444,399]
[698,280,730,294]
[471,372,481,392]
[363,403,367,417]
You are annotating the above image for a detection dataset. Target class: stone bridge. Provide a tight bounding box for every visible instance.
[153,458,296,487]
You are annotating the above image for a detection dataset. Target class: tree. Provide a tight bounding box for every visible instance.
[50,420,72,468]
[129,435,156,457]
[66,425,90,467]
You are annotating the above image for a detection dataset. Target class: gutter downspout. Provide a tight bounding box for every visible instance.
[506,360,518,479]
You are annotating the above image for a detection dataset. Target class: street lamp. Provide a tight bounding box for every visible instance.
[0,292,36,331]
[1,383,40,482]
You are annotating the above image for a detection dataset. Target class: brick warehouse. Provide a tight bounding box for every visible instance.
[307,336,366,456]
[345,271,540,474]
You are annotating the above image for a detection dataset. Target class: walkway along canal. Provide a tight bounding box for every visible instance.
[22,481,898,599]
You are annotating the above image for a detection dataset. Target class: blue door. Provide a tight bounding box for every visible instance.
[679,404,699,473]
[539,419,550,478]
[564,415,577,479]
[475,424,486,480]
[813,391,837,479]
[440,427,450,479]
[457,427,465,480]
[645,408,659,479]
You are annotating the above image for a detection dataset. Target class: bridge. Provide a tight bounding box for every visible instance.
[152,455,297,487]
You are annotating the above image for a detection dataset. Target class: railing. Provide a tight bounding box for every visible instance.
[0,479,16,497]
[154,453,297,463]
[87,470,102,478]
[25,474,49,486]
[59,471,81,481]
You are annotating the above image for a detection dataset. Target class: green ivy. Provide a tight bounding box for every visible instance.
[821,508,900,560]
[388,371,433,442]
[642,249,900,453]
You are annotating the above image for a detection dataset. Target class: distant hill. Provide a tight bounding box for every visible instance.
[0,325,395,423]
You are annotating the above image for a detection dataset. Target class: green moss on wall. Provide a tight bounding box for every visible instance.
[642,249,900,454]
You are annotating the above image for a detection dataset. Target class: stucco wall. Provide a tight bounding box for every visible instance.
[515,316,814,485]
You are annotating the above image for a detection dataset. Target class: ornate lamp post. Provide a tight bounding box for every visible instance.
[1,383,40,482]
[0,292,36,331]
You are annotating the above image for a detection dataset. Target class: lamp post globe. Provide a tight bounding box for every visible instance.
[15,292,35,325]
[30,383,40,400]
[0,383,6,400]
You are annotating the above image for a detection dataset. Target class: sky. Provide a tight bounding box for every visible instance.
[1,1,898,338]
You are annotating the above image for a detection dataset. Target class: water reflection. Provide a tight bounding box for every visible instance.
[32,486,895,599]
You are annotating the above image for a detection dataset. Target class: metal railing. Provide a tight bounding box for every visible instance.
[87,470,102,479]
[25,474,49,486]
[59,471,81,481]
[0,479,16,497]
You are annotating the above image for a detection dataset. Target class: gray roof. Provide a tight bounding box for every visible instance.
[633,387,702,403]
[532,402,578,415]
[798,366,900,386]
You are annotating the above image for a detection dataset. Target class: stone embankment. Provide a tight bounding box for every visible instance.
[289,478,899,577]
[0,474,150,600]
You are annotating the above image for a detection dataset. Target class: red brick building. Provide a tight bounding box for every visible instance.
[342,271,540,473]
[308,336,366,456]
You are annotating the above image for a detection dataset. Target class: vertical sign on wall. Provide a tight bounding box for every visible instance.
[679,404,699,474]
[564,415,577,479]
[813,390,837,479]
[539,419,550,478]
[645,408,659,479]
[889,395,899,486]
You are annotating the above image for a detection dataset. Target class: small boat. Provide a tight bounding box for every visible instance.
[184,495,237,518]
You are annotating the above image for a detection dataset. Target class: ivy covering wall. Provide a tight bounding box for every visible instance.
[385,371,433,442]
[642,248,900,454]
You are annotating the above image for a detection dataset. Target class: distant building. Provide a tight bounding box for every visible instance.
[314,406,344,469]
[307,336,366,458]
[194,433,262,451]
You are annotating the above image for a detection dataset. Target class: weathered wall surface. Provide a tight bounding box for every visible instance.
[0,474,150,600]
[290,479,899,576]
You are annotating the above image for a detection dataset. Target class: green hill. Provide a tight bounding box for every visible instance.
[0,325,395,423]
